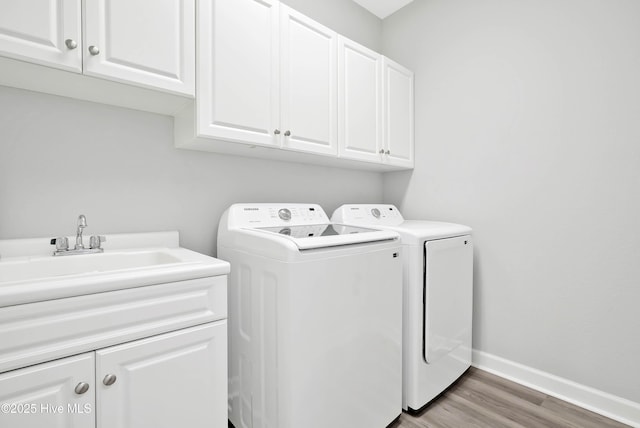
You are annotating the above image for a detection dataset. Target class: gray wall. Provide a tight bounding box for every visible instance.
[0,2,383,256]
[282,0,382,51]
[383,0,640,403]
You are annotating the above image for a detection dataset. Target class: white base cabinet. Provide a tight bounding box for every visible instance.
[0,323,226,428]
[0,271,228,428]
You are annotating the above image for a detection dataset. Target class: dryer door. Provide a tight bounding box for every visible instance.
[423,235,473,364]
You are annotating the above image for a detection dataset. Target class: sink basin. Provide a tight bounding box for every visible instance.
[0,231,230,308]
[0,250,184,283]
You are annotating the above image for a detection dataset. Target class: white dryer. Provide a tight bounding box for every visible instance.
[332,204,473,412]
[218,203,403,428]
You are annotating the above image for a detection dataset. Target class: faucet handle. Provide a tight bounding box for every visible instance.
[89,235,106,249]
[51,237,69,251]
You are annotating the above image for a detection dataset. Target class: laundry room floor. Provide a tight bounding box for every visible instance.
[391,368,630,428]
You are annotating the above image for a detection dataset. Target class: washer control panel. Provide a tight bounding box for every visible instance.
[229,203,330,228]
[331,204,404,226]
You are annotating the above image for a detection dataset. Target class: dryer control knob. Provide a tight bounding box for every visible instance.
[278,208,292,221]
[371,208,381,219]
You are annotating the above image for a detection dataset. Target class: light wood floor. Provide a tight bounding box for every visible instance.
[390,367,630,428]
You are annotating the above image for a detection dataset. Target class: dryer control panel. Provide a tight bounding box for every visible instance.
[332,204,404,226]
[227,203,330,229]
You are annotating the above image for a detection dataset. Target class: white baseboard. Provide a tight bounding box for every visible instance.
[472,349,640,428]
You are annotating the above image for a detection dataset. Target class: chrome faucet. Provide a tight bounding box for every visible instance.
[75,214,87,249]
[51,214,106,256]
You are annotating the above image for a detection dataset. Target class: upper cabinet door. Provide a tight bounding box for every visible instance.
[96,323,227,428]
[197,0,280,148]
[83,0,195,96]
[280,5,338,156]
[338,36,382,163]
[383,57,414,168]
[0,0,81,72]
[0,352,95,428]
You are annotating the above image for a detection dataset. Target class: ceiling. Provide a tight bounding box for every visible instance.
[352,0,415,19]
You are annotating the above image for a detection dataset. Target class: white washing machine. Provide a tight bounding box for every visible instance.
[218,203,403,428]
[332,204,473,412]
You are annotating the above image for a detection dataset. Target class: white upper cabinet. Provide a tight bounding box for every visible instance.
[175,0,415,170]
[0,0,194,98]
[383,56,414,168]
[83,0,195,96]
[338,36,382,163]
[0,0,414,170]
[280,5,338,156]
[197,0,280,148]
[0,0,82,72]
[192,1,339,156]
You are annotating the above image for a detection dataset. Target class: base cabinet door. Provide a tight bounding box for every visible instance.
[83,0,195,95]
[0,353,95,428]
[0,0,82,72]
[96,322,227,428]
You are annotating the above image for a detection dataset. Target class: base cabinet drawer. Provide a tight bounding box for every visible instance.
[0,276,226,374]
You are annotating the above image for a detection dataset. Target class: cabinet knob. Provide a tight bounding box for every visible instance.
[75,382,90,395]
[284,130,291,137]
[274,129,281,135]
[103,374,117,386]
[88,45,100,56]
[65,39,77,50]
[379,149,384,154]
[385,150,390,155]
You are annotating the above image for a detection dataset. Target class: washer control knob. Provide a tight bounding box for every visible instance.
[371,208,381,219]
[278,208,292,221]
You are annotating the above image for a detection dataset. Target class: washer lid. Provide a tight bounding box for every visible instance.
[252,223,398,250]
[384,221,471,243]
[331,204,471,244]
